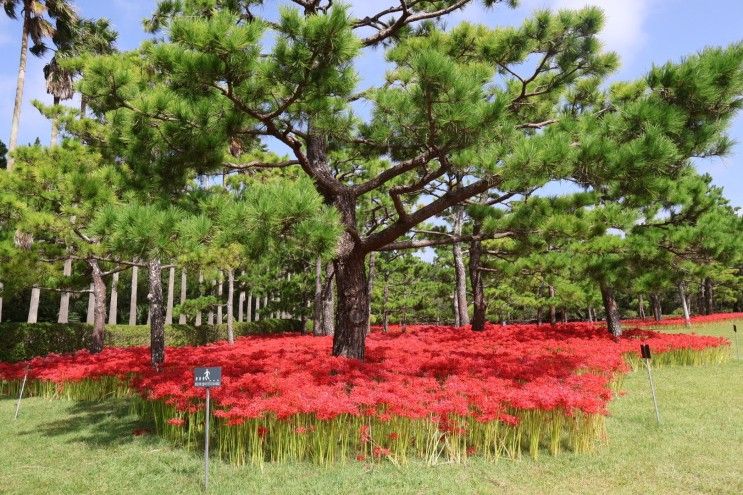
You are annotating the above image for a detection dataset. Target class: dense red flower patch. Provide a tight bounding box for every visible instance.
[0,322,729,422]
[623,312,743,327]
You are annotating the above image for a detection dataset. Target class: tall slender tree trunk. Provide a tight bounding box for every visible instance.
[322,263,335,336]
[147,259,165,369]
[367,252,375,334]
[638,294,646,319]
[88,259,108,353]
[548,285,557,325]
[58,257,73,323]
[382,281,389,333]
[468,222,487,331]
[537,307,543,325]
[314,256,324,335]
[703,277,714,315]
[208,279,215,325]
[226,269,235,344]
[195,271,203,326]
[165,266,175,324]
[678,282,691,327]
[86,283,95,324]
[217,272,224,324]
[238,290,245,322]
[129,265,139,325]
[7,10,31,170]
[650,293,662,321]
[254,294,260,321]
[453,291,460,327]
[27,287,40,323]
[452,207,470,327]
[600,281,622,337]
[108,271,119,325]
[178,268,187,324]
[247,292,253,322]
[587,306,594,323]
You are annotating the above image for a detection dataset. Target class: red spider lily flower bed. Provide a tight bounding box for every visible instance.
[0,322,730,465]
[623,312,743,327]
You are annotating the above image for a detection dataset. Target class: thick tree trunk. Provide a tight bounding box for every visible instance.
[332,251,368,358]
[88,259,108,353]
[129,265,139,325]
[86,283,96,324]
[468,226,487,331]
[195,271,203,326]
[179,268,187,324]
[650,293,662,321]
[108,271,119,325]
[58,257,73,323]
[638,294,646,319]
[7,11,31,170]
[452,207,470,326]
[548,285,557,325]
[226,269,235,344]
[165,266,175,324]
[600,281,622,337]
[27,287,40,323]
[703,277,714,315]
[147,259,165,370]
[678,282,691,327]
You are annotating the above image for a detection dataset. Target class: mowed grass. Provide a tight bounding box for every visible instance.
[0,320,741,495]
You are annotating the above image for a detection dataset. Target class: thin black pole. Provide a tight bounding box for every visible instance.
[204,387,211,492]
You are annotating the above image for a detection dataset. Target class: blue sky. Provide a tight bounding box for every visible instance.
[1,0,741,207]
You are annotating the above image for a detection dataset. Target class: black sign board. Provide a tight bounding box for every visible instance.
[640,344,652,360]
[194,367,222,387]
[734,324,737,333]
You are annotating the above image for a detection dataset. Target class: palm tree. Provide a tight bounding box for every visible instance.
[2,0,77,169]
[43,55,73,144]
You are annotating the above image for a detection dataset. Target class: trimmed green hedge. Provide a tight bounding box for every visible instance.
[0,319,302,362]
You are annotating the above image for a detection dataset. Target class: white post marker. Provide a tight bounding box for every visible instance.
[641,344,660,423]
[14,365,30,420]
[194,366,222,492]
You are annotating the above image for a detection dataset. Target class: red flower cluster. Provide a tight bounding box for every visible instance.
[623,312,743,327]
[0,321,729,425]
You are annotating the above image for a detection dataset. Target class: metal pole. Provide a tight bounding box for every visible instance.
[14,366,29,420]
[735,325,739,360]
[644,359,660,423]
[204,387,210,492]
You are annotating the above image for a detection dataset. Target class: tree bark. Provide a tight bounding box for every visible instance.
[367,252,375,334]
[703,277,714,315]
[638,294,645,319]
[322,263,336,336]
[587,306,593,323]
[254,293,260,321]
[27,287,40,323]
[108,271,119,325]
[226,269,235,344]
[650,293,662,321]
[179,268,187,324]
[238,290,245,322]
[247,292,253,322]
[195,271,203,326]
[7,9,31,170]
[217,272,224,323]
[678,281,691,327]
[88,259,108,353]
[208,279,215,325]
[548,285,557,325]
[600,281,622,337]
[452,206,470,326]
[332,250,367,358]
[165,266,175,324]
[453,291,460,327]
[147,259,165,370]
[58,257,73,323]
[382,281,389,333]
[468,222,486,331]
[313,256,324,335]
[86,283,95,324]
[129,265,139,325]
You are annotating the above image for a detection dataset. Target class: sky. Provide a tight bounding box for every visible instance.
[1,0,742,207]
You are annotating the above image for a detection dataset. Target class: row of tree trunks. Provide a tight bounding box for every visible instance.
[600,281,622,337]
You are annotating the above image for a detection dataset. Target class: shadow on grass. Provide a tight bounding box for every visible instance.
[17,398,160,449]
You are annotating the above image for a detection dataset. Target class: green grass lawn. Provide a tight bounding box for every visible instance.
[0,320,741,495]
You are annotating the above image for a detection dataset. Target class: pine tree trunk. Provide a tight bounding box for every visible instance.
[254,294,260,321]
[382,281,389,333]
[7,10,31,170]
[195,271,203,326]
[322,263,335,336]
[537,307,543,325]
[453,207,470,327]
[638,294,646,319]
[703,277,713,315]
[208,279,215,324]
[332,250,367,358]
[88,259,108,353]
[129,265,139,325]
[367,252,375,334]
[247,292,253,322]
[147,259,165,369]
[108,271,119,325]
[27,287,40,323]
[548,285,557,325]
[600,281,622,337]
[238,290,245,323]
[587,306,593,323]
[179,268,187,324]
[86,283,95,324]
[313,256,324,335]
[650,293,662,321]
[58,257,73,323]
[226,269,235,344]
[453,291,460,327]
[165,266,175,325]
[50,96,60,145]
[678,282,691,327]
[468,227,487,331]
[217,272,224,323]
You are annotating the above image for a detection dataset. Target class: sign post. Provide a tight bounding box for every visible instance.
[194,367,222,492]
[13,365,30,420]
[641,344,660,423]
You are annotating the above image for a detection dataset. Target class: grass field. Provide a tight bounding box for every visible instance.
[0,320,741,495]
